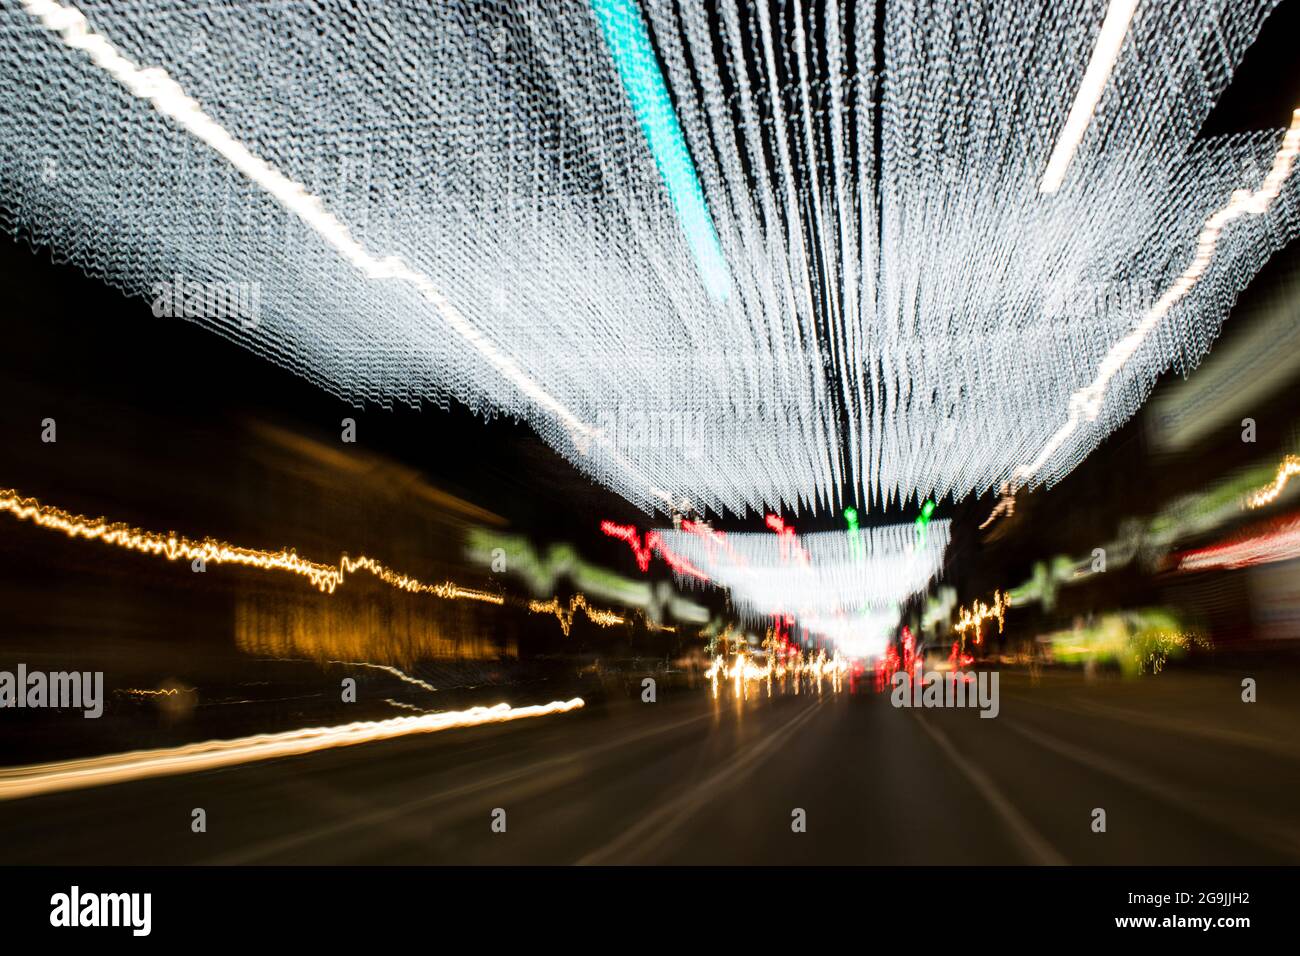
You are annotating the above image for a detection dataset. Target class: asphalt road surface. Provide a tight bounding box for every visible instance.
[1,668,1297,864]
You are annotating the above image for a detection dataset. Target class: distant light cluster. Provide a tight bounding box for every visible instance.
[657,520,951,650]
[1,1,1298,515]
[705,647,850,698]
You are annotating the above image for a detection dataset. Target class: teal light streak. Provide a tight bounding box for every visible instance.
[590,0,732,301]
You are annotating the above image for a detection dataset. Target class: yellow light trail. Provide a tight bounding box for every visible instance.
[1246,454,1300,509]
[527,594,626,636]
[954,590,1009,645]
[0,698,584,801]
[0,488,503,604]
[979,482,1017,530]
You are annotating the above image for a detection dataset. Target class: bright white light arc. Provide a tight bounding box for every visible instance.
[1038,0,1139,195]
[0,1,1296,517]
[657,522,951,652]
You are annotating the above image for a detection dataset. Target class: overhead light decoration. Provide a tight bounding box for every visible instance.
[1,1,1297,515]
[589,0,731,301]
[654,520,952,651]
[1038,0,1140,194]
[1015,106,1300,491]
[600,519,709,580]
[844,506,865,560]
[914,499,936,545]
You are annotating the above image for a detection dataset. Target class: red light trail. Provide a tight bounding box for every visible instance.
[599,520,710,581]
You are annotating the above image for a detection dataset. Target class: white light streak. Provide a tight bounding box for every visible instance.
[1,1,1296,515]
[0,698,585,801]
[1017,107,1300,484]
[1038,0,1139,194]
[15,0,672,510]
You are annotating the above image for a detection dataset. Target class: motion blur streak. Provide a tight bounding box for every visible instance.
[0,698,585,802]
[600,520,709,581]
[17,0,669,508]
[589,0,731,300]
[1177,513,1300,571]
[0,488,503,603]
[327,662,437,694]
[1246,454,1300,509]
[979,483,1017,530]
[1017,107,1300,484]
[1037,0,1139,194]
[527,594,626,636]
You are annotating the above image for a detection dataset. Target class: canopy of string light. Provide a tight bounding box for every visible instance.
[656,520,951,647]
[1,0,1297,515]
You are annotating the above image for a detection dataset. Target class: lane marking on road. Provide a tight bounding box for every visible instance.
[1004,691,1300,763]
[577,697,827,864]
[1002,716,1300,860]
[208,705,721,864]
[912,713,1067,866]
